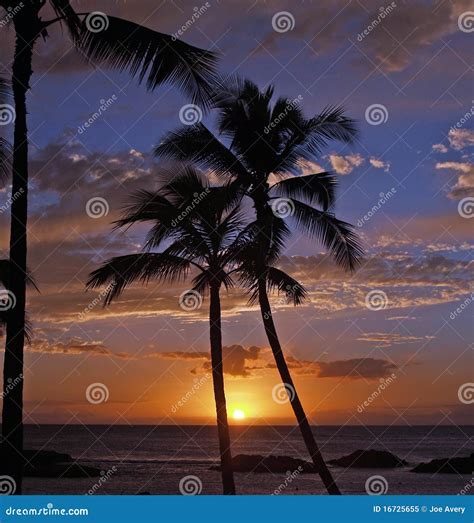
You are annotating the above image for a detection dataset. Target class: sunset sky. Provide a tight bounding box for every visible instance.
[0,0,472,426]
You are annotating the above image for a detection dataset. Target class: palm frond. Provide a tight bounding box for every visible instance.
[76,16,218,106]
[270,172,338,211]
[266,267,308,306]
[285,199,364,272]
[155,123,249,181]
[86,253,194,305]
[48,0,82,40]
[0,259,39,291]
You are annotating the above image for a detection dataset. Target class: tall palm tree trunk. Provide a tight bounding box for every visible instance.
[258,279,341,495]
[208,283,236,494]
[1,12,39,493]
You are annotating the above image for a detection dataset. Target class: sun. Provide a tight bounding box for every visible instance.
[232,409,246,420]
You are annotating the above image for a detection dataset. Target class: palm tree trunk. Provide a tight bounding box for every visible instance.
[258,278,341,494]
[209,283,236,494]
[1,13,39,494]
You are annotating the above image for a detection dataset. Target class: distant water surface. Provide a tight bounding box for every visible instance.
[22,425,473,495]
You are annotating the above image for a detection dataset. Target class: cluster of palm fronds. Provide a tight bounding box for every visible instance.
[87,79,364,495]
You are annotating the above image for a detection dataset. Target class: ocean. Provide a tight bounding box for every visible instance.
[23,425,473,495]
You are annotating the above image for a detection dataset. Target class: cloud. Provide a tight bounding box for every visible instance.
[436,161,474,200]
[151,345,264,378]
[432,144,448,153]
[356,332,435,347]
[329,153,364,175]
[448,129,474,151]
[369,157,390,172]
[28,338,134,359]
[285,356,397,380]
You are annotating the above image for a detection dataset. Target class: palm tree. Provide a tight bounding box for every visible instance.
[154,78,364,494]
[87,168,244,495]
[0,1,217,492]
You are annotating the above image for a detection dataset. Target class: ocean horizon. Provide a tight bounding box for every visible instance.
[19,424,473,495]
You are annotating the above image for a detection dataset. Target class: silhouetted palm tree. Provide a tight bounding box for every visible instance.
[0,1,217,492]
[155,78,364,494]
[87,168,243,495]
